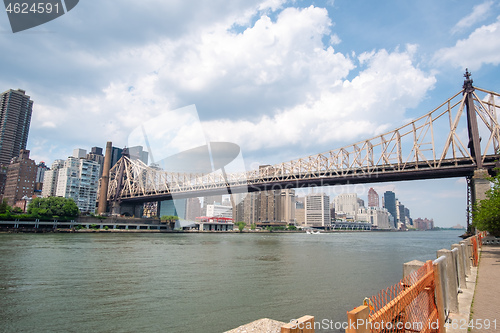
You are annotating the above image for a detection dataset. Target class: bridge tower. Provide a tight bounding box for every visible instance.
[464,70,492,230]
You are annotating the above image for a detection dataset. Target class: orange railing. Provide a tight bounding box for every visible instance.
[347,261,439,333]
[346,232,486,333]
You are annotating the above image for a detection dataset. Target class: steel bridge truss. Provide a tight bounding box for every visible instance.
[107,86,500,202]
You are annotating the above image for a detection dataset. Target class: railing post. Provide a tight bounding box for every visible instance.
[451,246,465,290]
[346,306,370,333]
[436,249,459,313]
[459,241,471,276]
[433,257,447,333]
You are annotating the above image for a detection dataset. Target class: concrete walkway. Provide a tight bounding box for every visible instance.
[470,245,500,333]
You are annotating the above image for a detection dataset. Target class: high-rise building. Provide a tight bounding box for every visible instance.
[55,156,100,213]
[35,161,49,183]
[158,199,187,219]
[109,146,148,168]
[3,150,36,206]
[333,193,359,220]
[202,195,223,215]
[186,197,202,221]
[35,161,49,192]
[41,160,64,198]
[397,200,406,227]
[110,146,123,168]
[368,188,379,207]
[258,190,278,222]
[305,193,331,227]
[86,147,105,177]
[277,189,295,224]
[243,192,258,224]
[0,89,33,165]
[383,191,397,228]
[127,146,149,165]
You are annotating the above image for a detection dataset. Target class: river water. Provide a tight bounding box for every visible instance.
[0,230,462,333]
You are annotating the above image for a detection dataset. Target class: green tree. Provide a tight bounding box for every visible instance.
[27,197,80,219]
[0,198,11,214]
[473,171,500,236]
[237,222,246,232]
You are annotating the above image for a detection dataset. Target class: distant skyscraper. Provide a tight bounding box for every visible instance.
[0,89,33,165]
[127,146,149,165]
[305,193,331,227]
[159,199,186,219]
[3,150,36,206]
[333,193,359,220]
[383,191,397,228]
[368,188,379,207]
[186,197,202,221]
[110,147,123,168]
[35,161,49,192]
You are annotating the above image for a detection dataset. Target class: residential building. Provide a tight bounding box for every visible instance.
[278,189,296,224]
[86,147,105,177]
[3,149,36,206]
[55,156,100,213]
[414,218,434,230]
[41,160,64,198]
[0,89,33,165]
[305,193,330,227]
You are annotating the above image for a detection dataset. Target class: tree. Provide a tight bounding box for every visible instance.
[27,197,80,219]
[236,222,246,232]
[473,171,500,236]
[0,199,11,214]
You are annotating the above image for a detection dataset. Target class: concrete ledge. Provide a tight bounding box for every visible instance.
[224,318,286,333]
[447,264,478,333]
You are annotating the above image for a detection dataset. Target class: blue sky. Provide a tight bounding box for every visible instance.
[1,0,500,227]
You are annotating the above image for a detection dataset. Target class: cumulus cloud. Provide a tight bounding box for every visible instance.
[435,15,500,70]
[203,45,436,153]
[21,2,436,167]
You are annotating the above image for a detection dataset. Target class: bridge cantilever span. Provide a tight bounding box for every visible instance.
[105,76,500,207]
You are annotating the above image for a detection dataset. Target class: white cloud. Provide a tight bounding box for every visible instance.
[26,3,436,169]
[435,15,500,70]
[204,46,436,154]
[451,1,494,34]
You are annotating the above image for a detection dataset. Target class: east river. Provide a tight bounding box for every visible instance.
[0,230,462,332]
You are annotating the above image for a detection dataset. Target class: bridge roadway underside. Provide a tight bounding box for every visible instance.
[114,158,499,205]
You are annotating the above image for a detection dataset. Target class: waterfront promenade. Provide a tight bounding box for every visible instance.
[470,245,500,333]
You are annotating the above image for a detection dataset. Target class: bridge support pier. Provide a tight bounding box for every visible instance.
[471,169,490,204]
